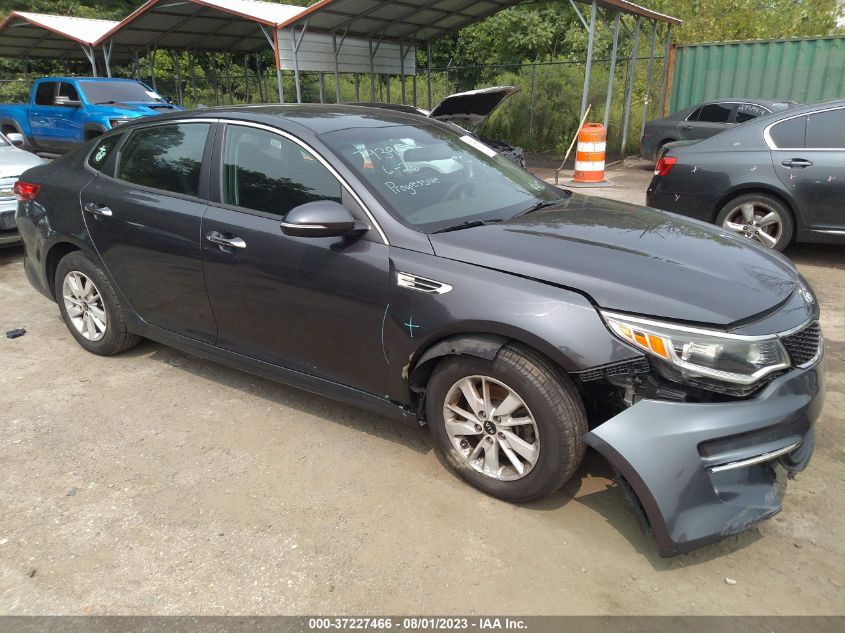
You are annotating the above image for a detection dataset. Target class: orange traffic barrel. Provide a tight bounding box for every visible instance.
[573,123,607,184]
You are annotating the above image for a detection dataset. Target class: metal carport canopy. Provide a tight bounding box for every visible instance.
[0,12,119,69]
[97,0,306,54]
[275,0,680,42]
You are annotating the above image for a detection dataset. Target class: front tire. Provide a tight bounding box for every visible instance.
[716,193,794,251]
[426,344,587,503]
[55,252,141,355]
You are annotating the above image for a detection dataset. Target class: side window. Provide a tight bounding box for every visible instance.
[686,107,702,121]
[88,134,122,172]
[806,109,845,149]
[736,103,770,124]
[769,116,806,149]
[697,103,733,123]
[222,125,342,216]
[117,123,210,196]
[34,82,57,106]
[58,82,80,102]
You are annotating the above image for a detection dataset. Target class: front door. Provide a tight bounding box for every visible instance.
[29,81,59,149]
[201,123,390,395]
[81,121,217,343]
[771,107,845,233]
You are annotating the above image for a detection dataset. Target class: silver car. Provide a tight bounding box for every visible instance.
[0,132,46,247]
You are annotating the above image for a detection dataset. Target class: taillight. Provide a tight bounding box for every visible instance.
[654,156,677,177]
[14,181,40,201]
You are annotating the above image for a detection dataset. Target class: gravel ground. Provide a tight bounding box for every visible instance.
[1,161,843,615]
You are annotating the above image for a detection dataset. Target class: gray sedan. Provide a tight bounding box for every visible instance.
[0,131,46,247]
[641,98,795,161]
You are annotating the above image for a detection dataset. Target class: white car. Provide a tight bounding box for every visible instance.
[0,132,46,247]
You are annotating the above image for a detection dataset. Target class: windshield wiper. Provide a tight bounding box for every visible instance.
[431,219,502,234]
[514,199,561,218]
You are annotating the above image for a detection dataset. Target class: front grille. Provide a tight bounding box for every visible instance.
[782,322,822,366]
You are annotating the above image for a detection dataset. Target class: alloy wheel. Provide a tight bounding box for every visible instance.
[62,271,108,342]
[721,202,783,248]
[443,375,540,481]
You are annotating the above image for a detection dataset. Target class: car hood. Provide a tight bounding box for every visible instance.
[428,86,520,129]
[428,194,799,326]
[103,102,183,116]
[0,146,45,178]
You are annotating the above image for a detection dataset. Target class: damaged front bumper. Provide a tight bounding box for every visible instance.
[585,359,825,557]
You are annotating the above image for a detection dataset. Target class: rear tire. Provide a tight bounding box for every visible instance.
[55,251,141,355]
[715,193,794,251]
[426,344,587,503]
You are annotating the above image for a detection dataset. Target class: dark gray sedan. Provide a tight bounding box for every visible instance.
[15,105,824,556]
[647,99,845,251]
[641,98,795,161]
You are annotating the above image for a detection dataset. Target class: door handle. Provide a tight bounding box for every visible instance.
[680,124,693,130]
[84,202,113,217]
[781,159,813,168]
[206,230,246,249]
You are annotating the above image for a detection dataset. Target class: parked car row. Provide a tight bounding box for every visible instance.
[13,104,824,557]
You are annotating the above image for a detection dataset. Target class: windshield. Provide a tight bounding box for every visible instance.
[77,81,164,104]
[320,123,564,232]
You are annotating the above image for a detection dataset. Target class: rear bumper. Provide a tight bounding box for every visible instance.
[645,179,718,223]
[585,359,825,557]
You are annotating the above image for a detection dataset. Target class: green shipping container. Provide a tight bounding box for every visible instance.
[670,35,845,111]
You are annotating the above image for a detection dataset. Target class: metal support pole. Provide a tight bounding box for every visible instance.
[148,48,157,90]
[188,51,198,106]
[354,73,360,100]
[82,45,97,77]
[529,63,536,134]
[243,55,250,103]
[102,40,113,78]
[604,13,621,129]
[369,39,376,101]
[657,25,673,116]
[290,26,304,103]
[426,40,432,109]
[413,73,417,106]
[171,51,183,106]
[332,32,341,103]
[640,20,658,141]
[262,25,284,103]
[319,72,325,103]
[620,16,640,156]
[579,0,597,120]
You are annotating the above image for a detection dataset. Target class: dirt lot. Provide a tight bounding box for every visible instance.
[1,162,844,615]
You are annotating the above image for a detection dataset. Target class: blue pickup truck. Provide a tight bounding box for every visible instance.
[0,77,183,154]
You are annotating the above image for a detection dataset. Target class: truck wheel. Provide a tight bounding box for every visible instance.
[426,344,587,503]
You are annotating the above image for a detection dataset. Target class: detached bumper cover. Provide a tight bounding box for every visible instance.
[585,361,825,557]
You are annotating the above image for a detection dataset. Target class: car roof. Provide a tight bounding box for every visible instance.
[39,77,142,82]
[133,104,446,135]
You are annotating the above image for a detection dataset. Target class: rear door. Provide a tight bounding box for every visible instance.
[679,103,735,141]
[770,106,845,233]
[81,120,218,343]
[28,81,59,149]
[201,122,390,394]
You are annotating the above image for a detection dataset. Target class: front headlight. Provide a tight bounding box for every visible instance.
[602,311,791,385]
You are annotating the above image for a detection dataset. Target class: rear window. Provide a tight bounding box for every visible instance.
[805,108,845,149]
[88,134,121,173]
[769,116,806,148]
[117,123,210,196]
[735,103,770,124]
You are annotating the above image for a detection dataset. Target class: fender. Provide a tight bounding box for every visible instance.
[409,334,508,391]
[0,117,30,144]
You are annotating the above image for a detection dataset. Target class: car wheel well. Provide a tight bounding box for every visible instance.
[45,242,81,299]
[408,334,570,421]
[84,130,103,141]
[2,124,19,135]
[711,188,797,226]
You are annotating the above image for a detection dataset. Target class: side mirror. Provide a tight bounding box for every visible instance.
[280,200,367,238]
[6,132,24,147]
[54,96,81,108]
